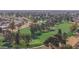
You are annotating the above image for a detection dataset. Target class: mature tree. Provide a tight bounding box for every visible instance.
[9,19,15,32]
[29,23,37,39]
[24,34,32,47]
[57,29,63,36]
[0,28,2,33]
[30,20,41,33]
[71,22,78,32]
[44,37,60,49]
[40,23,49,32]
[3,30,13,48]
[3,30,12,42]
[62,32,68,45]
[55,29,65,46]
[30,23,35,33]
[15,30,20,45]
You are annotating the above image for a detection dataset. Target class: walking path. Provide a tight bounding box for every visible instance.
[31,45,49,49]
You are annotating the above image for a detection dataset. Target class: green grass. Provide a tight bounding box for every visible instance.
[0,22,72,48]
[19,28,31,35]
[57,23,71,32]
[0,35,5,48]
[19,22,72,48]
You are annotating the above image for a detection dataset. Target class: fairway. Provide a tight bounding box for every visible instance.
[19,22,72,48]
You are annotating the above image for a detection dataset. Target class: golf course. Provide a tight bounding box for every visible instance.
[7,21,72,48]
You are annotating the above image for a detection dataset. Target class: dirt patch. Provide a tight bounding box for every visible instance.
[67,36,79,47]
[9,21,32,32]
